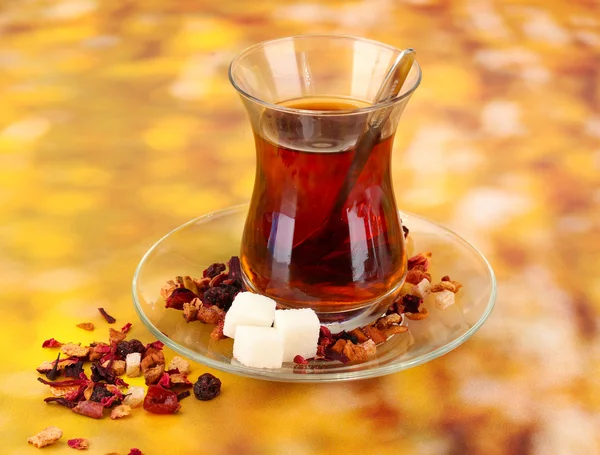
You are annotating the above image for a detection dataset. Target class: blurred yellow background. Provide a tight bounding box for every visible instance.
[1,0,599,453]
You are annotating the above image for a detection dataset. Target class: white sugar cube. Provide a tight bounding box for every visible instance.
[223,292,276,338]
[232,326,284,369]
[412,278,432,299]
[274,308,320,362]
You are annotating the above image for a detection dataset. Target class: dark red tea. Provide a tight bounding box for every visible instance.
[241,97,407,313]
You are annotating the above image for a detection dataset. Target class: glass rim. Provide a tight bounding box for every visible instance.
[228,34,422,116]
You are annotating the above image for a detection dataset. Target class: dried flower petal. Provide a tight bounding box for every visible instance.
[98,308,116,324]
[293,355,308,365]
[165,288,198,310]
[146,340,164,351]
[64,360,85,378]
[128,449,143,455]
[76,322,95,331]
[203,263,226,279]
[42,338,63,348]
[67,438,89,450]
[121,322,132,333]
[407,252,431,271]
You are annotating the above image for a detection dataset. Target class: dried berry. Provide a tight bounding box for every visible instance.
[128,449,143,455]
[89,384,114,403]
[203,285,237,311]
[193,373,221,401]
[72,400,104,419]
[203,262,226,279]
[165,288,198,310]
[402,294,422,314]
[98,308,116,324]
[116,339,145,359]
[143,385,180,414]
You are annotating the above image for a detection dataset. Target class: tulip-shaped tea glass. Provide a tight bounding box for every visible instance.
[229,35,421,330]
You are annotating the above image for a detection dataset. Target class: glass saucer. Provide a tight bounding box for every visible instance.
[132,204,496,383]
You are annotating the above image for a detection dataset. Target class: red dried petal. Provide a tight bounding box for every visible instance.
[98,308,116,324]
[128,449,143,455]
[121,322,132,333]
[203,262,226,279]
[143,385,180,414]
[165,288,198,310]
[157,373,171,388]
[67,438,89,450]
[293,355,309,365]
[42,338,63,348]
[146,340,164,351]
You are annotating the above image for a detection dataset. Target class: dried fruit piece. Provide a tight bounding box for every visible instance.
[61,343,90,358]
[76,322,95,331]
[72,400,104,419]
[144,365,164,385]
[167,356,191,375]
[109,328,127,344]
[193,373,221,401]
[98,308,116,324]
[143,385,181,414]
[407,252,431,271]
[42,338,63,348]
[28,426,63,448]
[210,319,226,340]
[110,404,132,419]
[123,386,145,408]
[128,449,143,455]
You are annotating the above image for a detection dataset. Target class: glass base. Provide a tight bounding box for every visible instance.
[242,271,405,332]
